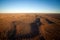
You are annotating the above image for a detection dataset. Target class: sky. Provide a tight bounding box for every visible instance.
[0,0,60,13]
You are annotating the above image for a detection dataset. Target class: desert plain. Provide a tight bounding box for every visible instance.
[0,13,60,40]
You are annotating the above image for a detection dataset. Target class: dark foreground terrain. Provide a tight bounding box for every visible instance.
[0,13,60,40]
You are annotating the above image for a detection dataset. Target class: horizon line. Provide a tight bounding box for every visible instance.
[0,12,60,14]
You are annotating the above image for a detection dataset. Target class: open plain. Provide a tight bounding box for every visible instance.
[0,13,60,40]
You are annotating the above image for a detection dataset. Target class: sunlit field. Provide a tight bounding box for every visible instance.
[0,13,60,40]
